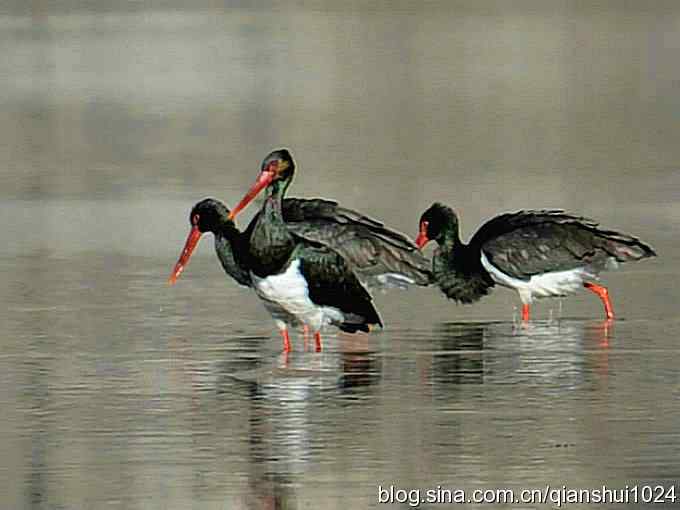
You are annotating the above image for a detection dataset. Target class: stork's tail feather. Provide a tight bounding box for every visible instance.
[596,229,657,262]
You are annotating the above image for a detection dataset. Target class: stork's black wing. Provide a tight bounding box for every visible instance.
[296,244,383,333]
[469,210,656,280]
[256,198,432,289]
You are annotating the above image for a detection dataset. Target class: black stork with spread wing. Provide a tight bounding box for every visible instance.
[415,203,656,321]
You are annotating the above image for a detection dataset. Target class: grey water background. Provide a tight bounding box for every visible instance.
[1,1,679,508]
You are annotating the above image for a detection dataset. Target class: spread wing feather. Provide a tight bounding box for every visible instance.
[281,198,432,288]
[470,210,656,280]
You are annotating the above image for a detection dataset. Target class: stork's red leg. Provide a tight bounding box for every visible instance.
[279,328,292,352]
[314,332,322,352]
[584,282,614,320]
[521,304,530,321]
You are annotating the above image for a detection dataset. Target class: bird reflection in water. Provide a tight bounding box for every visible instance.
[418,318,612,392]
[244,383,299,510]
[336,331,382,395]
[219,331,382,507]
[418,323,486,392]
[495,318,613,386]
[584,319,613,377]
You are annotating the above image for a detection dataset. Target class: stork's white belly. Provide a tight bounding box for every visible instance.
[251,259,344,332]
[480,251,594,304]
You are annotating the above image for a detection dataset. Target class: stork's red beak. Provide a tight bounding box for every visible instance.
[228,169,277,221]
[168,226,202,284]
[415,222,429,249]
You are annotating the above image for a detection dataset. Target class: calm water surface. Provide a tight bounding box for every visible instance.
[1,2,680,509]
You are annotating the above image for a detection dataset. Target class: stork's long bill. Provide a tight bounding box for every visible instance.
[168,225,202,284]
[228,169,277,221]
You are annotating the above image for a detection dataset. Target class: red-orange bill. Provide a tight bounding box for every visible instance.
[168,226,202,284]
[227,170,276,221]
[415,223,429,249]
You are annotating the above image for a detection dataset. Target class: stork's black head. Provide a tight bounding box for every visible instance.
[260,148,295,182]
[169,198,234,284]
[416,202,459,248]
[228,148,296,221]
[190,198,233,234]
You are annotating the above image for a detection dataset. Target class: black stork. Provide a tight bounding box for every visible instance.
[170,198,334,352]
[226,149,389,351]
[415,203,656,321]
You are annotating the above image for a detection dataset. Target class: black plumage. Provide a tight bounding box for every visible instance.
[418,203,495,304]
[431,247,495,304]
[191,198,252,286]
[469,209,656,279]
[279,198,432,288]
[298,245,383,333]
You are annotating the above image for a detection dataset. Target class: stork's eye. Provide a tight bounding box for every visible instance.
[192,214,200,226]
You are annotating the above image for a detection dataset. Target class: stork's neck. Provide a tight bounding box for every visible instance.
[248,179,296,276]
[214,232,251,286]
[213,217,240,241]
[438,226,463,253]
[432,222,467,278]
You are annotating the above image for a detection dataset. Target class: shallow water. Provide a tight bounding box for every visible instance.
[2,2,680,509]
